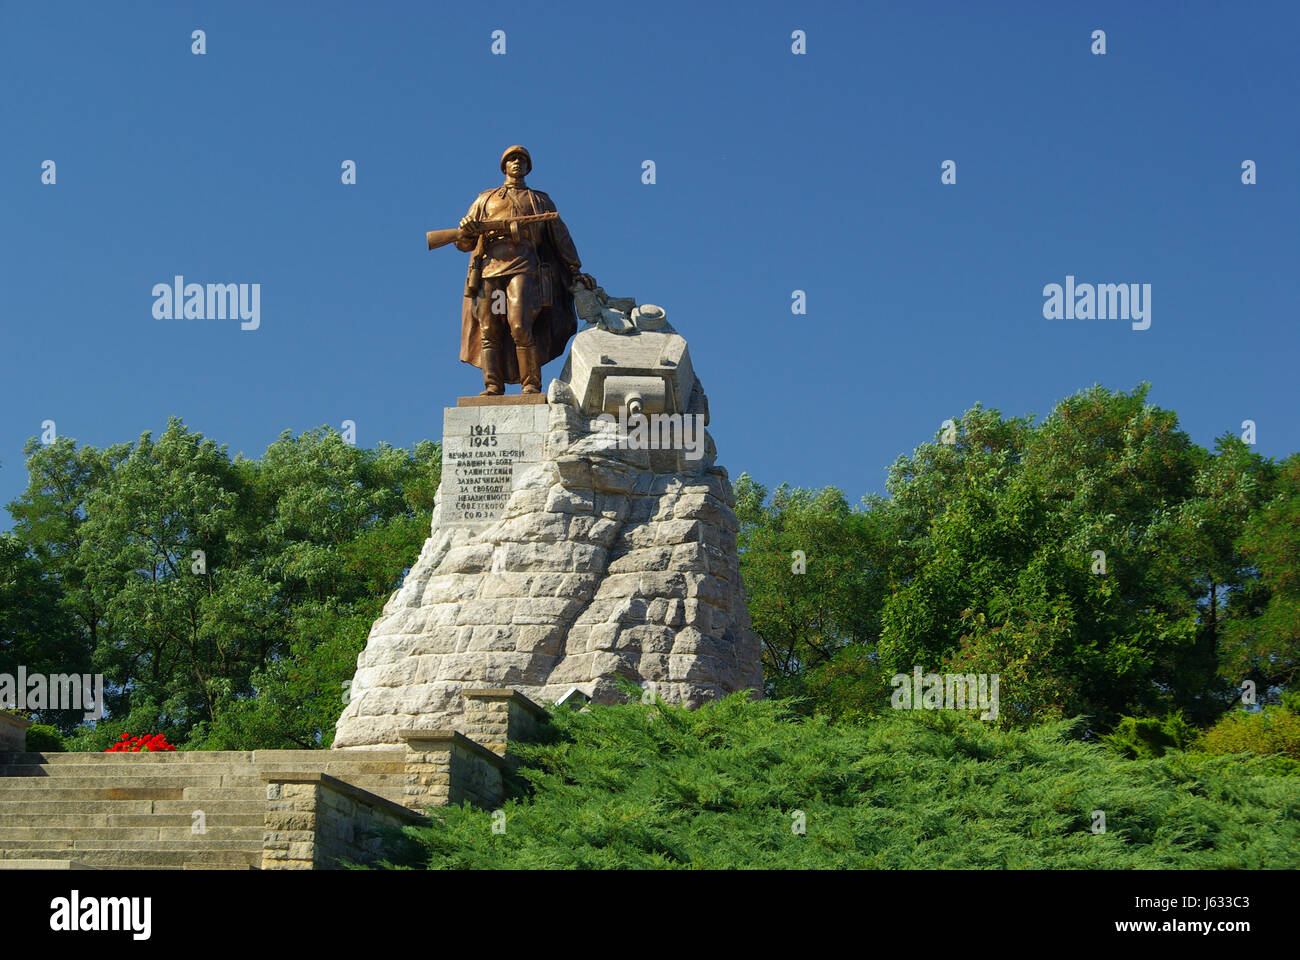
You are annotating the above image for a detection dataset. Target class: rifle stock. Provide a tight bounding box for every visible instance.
[426,227,464,251]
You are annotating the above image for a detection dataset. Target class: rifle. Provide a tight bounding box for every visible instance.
[426,211,561,299]
[425,211,558,251]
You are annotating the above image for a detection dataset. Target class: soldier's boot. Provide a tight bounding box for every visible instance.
[516,345,542,394]
[479,346,505,396]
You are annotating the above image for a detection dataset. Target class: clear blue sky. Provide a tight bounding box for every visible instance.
[2,0,1297,528]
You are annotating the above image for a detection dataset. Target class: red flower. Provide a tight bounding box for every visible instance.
[104,732,179,753]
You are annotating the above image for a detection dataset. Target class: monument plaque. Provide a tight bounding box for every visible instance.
[435,402,549,530]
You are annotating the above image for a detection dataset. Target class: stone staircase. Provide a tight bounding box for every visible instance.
[0,750,406,870]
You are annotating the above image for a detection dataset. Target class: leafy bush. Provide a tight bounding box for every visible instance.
[384,690,1300,869]
[24,724,65,752]
[798,645,893,725]
[1102,712,1198,760]
[61,695,184,752]
[1199,702,1300,775]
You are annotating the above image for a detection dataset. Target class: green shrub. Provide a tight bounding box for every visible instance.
[25,724,65,752]
[382,690,1300,870]
[1199,703,1300,775]
[801,645,893,724]
[1101,712,1198,760]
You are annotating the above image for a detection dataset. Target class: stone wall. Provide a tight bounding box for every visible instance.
[461,688,548,767]
[263,689,540,866]
[399,729,505,812]
[0,714,31,753]
[262,773,424,870]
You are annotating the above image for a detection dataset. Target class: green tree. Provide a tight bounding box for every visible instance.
[5,437,119,723]
[734,475,890,708]
[199,431,438,747]
[1220,454,1300,697]
[75,418,252,729]
[190,601,377,749]
[0,533,86,732]
[878,386,1208,730]
[6,419,439,748]
[1162,435,1275,722]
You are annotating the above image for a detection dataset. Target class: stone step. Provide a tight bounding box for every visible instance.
[0,750,404,765]
[0,761,406,777]
[151,799,266,815]
[0,775,267,791]
[0,786,187,801]
[182,861,256,870]
[0,813,264,829]
[0,826,264,842]
[0,751,256,765]
[0,859,98,870]
[0,799,263,816]
[0,748,414,870]
[0,786,257,802]
[245,762,407,775]
[0,848,260,868]
[0,772,406,792]
[0,798,155,815]
[254,749,404,762]
[0,837,259,852]
[0,765,251,778]
[0,780,402,809]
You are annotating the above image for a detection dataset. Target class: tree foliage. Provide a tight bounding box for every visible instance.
[738,384,1295,731]
[3,419,438,749]
[1220,454,1300,697]
[734,476,889,707]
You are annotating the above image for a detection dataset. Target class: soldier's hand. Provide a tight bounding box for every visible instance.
[459,218,482,235]
[573,272,597,290]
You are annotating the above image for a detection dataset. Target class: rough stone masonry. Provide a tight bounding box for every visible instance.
[334,300,762,749]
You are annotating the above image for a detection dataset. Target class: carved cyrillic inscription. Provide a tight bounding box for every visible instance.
[438,405,548,528]
[448,444,525,522]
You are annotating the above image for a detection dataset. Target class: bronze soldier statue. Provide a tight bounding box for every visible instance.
[429,146,596,396]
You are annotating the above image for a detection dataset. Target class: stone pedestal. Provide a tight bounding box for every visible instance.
[334,309,762,749]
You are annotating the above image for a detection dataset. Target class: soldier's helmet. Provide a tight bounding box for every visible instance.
[500,145,532,175]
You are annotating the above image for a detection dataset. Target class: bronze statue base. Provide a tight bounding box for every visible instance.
[456,395,548,407]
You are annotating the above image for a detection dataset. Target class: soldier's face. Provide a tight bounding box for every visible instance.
[505,156,528,178]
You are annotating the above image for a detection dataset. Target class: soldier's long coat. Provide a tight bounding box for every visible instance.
[456,186,582,384]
